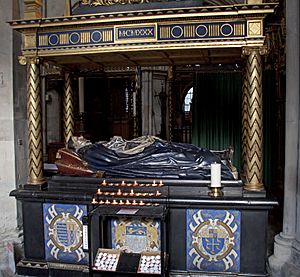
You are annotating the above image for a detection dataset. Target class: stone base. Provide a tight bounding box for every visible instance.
[0,229,23,277]
[282,241,300,277]
[268,233,294,277]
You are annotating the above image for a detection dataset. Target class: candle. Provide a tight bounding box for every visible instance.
[92,198,98,204]
[211,163,221,188]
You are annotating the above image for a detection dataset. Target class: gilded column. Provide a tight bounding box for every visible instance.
[242,47,267,191]
[24,57,45,185]
[241,67,248,182]
[63,72,74,146]
[167,66,174,142]
[133,67,139,137]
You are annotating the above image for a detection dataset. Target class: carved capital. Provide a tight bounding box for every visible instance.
[18,56,40,66]
[242,46,268,58]
[18,56,27,66]
[24,0,42,19]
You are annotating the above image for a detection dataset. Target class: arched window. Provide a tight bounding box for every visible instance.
[183,87,193,112]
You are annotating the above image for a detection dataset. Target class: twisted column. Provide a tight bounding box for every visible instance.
[133,67,139,137]
[63,72,74,146]
[26,57,45,185]
[242,47,266,191]
[167,66,174,142]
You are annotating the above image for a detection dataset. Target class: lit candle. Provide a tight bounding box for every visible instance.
[92,198,98,204]
[125,200,131,205]
[211,162,221,188]
[129,189,134,196]
[117,189,122,196]
[97,188,102,195]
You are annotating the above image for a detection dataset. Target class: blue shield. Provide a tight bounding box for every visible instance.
[202,237,225,255]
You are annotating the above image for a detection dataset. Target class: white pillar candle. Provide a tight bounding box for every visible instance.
[211,162,221,187]
[78,77,85,113]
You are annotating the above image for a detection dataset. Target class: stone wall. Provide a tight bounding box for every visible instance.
[0,0,22,276]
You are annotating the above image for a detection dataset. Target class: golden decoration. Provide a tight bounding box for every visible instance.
[18,56,27,66]
[133,66,139,137]
[248,21,262,36]
[27,58,45,185]
[242,47,265,191]
[63,72,75,147]
[82,0,148,6]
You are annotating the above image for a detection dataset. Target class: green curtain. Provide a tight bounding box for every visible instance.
[262,70,275,190]
[192,70,274,189]
[192,72,242,171]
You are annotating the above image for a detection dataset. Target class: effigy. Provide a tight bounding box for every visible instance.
[55,136,237,180]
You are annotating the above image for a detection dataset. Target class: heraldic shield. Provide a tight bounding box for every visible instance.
[43,203,88,264]
[186,209,241,273]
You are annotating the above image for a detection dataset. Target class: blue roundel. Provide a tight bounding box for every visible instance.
[70,32,80,44]
[196,25,208,37]
[91,31,102,43]
[171,26,183,38]
[49,34,59,46]
[220,24,233,36]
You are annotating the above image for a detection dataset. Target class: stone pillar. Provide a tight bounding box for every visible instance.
[21,57,45,186]
[0,0,20,272]
[242,47,266,191]
[24,0,42,19]
[63,72,74,146]
[269,0,299,276]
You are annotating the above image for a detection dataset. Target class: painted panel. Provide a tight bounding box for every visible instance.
[43,203,88,264]
[186,209,241,273]
[111,218,160,253]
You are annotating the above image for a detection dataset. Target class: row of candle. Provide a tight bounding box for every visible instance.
[100,180,164,187]
[91,198,159,206]
[96,188,162,197]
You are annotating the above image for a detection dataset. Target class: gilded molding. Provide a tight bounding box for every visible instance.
[82,0,148,6]
[242,47,265,191]
[63,72,75,146]
[27,58,45,185]
[247,20,263,37]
